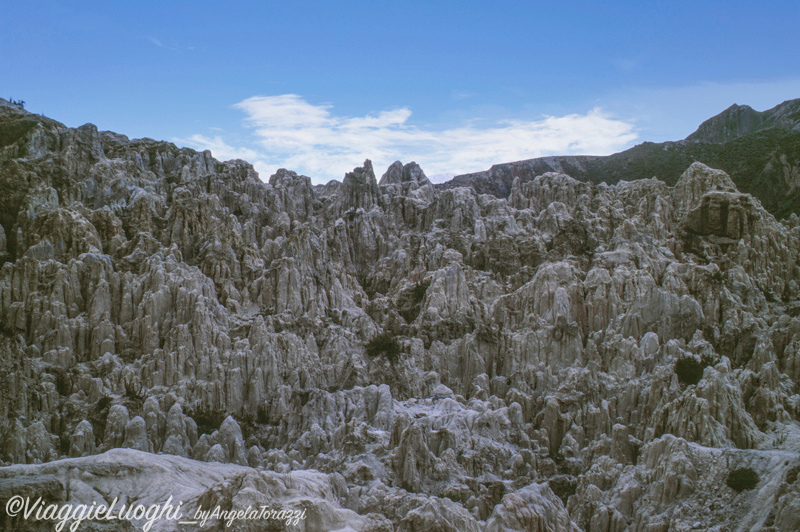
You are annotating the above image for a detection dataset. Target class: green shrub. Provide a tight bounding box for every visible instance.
[256,405,270,425]
[483,481,506,509]
[443,491,462,504]
[399,308,420,323]
[235,412,256,440]
[365,332,401,363]
[94,396,112,412]
[188,406,227,436]
[548,476,577,505]
[548,449,566,465]
[675,357,705,386]
[411,280,430,305]
[54,369,72,396]
[120,348,138,364]
[785,465,799,485]
[88,396,113,444]
[59,434,71,456]
[726,468,760,492]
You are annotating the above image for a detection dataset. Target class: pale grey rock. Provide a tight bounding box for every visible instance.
[674,161,738,212]
[24,421,54,464]
[218,415,248,465]
[397,498,481,532]
[0,102,798,528]
[1,419,27,464]
[103,404,130,450]
[380,160,432,188]
[485,482,576,532]
[206,443,226,463]
[392,422,435,492]
[123,416,151,452]
[161,402,191,457]
[69,419,95,457]
[246,445,262,467]
[0,448,371,531]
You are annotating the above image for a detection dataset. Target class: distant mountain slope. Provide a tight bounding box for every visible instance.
[686,99,800,143]
[442,99,800,218]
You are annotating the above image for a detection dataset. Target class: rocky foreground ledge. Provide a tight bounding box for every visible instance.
[1,430,799,531]
[0,100,799,530]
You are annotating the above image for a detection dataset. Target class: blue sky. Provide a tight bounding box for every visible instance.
[3,1,800,183]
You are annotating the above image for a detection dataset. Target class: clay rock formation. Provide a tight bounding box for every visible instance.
[1,100,800,530]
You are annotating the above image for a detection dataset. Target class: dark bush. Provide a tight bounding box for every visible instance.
[549,219,598,258]
[120,348,138,364]
[235,412,256,440]
[256,405,270,425]
[785,465,799,485]
[54,369,72,396]
[94,396,112,412]
[358,274,376,300]
[88,396,113,444]
[124,377,147,402]
[399,308,419,324]
[236,411,254,425]
[726,468,760,492]
[482,481,506,510]
[675,357,705,386]
[700,353,718,368]
[548,449,566,465]
[188,406,227,436]
[411,280,430,305]
[365,332,401,363]
[443,491,462,503]
[59,434,71,456]
[548,476,577,505]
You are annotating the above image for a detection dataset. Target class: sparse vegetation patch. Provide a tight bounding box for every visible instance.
[411,280,430,305]
[188,405,227,436]
[726,468,760,492]
[365,332,401,363]
[675,356,706,386]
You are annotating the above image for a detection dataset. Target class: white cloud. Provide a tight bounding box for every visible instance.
[183,94,639,183]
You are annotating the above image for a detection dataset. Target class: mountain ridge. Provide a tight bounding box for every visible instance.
[442,98,800,219]
[6,96,800,219]
[687,99,800,143]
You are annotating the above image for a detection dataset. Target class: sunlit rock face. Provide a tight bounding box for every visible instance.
[1,100,800,530]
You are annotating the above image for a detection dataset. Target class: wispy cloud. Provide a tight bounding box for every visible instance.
[451,90,477,101]
[145,36,166,48]
[182,94,638,183]
[142,36,194,51]
[611,54,644,72]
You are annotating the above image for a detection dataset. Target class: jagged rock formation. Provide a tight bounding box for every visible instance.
[443,98,800,218]
[1,99,800,530]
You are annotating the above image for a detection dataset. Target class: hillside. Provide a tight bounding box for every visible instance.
[443,99,800,219]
